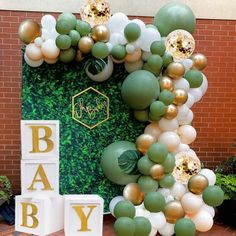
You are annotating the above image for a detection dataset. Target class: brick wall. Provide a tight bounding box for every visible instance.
[0,11,236,193]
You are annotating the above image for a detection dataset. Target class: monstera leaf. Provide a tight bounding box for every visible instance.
[85,58,107,75]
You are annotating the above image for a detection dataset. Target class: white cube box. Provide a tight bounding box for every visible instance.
[64,195,104,236]
[21,159,59,197]
[15,195,64,236]
[21,120,59,160]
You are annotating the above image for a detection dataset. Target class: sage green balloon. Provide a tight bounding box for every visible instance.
[114,200,136,219]
[101,141,140,185]
[202,186,224,207]
[147,143,168,163]
[184,69,203,88]
[175,218,196,236]
[133,110,149,122]
[138,176,158,193]
[162,52,173,67]
[59,47,76,63]
[151,41,166,56]
[159,174,175,188]
[147,55,163,71]
[144,192,166,212]
[124,23,141,42]
[153,2,196,36]
[92,42,109,59]
[149,113,161,122]
[159,89,175,105]
[58,12,77,29]
[111,44,126,60]
[150,101,166,117]
[56,20,72,34]
[162,153,175,173]
[134,217,152,236]
[137,155,155,175]
[69,30,81,46]
[114,217,136,236]
[56,35,71,50]
[143,62,160,75]
[121,70,160,110]
[76,20,91,36]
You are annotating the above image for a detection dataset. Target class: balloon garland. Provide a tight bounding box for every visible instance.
[18,1,224,236]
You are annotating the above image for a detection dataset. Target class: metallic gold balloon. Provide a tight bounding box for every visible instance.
[78,36,94,54]
[150,164,165,180]
[80,0,111,27]
[91,24,110,42]
[164,104,178,120]
[136,134,156,154]
[173,89,188,105]
[166,62,185,80]
[159,76,174,91]
[165,29,195,60]
[123,183,144,205]
[191,53,208,71]
[18,20,41,44]
[188,174,209,195]
[75,50,85,62]
[164,200,185,223]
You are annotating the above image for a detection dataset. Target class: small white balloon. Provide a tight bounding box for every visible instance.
[135,207,146,217]
[118,33,127,45]
[149,227,158,236]
[41,14,56,30]
[149,212,166,230]
[174,78,190,91]
[170,182,186,200]
[132,40,141,49]
[200,203,215,218]
[24,53,44,67]
[178,125,197,145]
[177,104,190,119]
[126,44,136,54]
[125,60,143,73]
[109,32,122,46]
[159,118,179,132]
[158,131,180,152]
[189,88,203,103]
[182,59,194,71]
[185,93,195,108]
[106,42,113,53]
[200,73,208,95]
[158,222,175,236]
[191,210,213,232]
[34,37,43,47]
[199,169,216,185]
[107,12,129,33]
[109,196,124,216]
[178,110,194,125]
[181,192,203,214]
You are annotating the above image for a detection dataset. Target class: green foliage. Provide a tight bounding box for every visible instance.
[22,59,145,211]
[0,176,12,202]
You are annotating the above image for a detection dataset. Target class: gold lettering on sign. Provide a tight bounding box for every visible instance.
[21,202,39,228]
[72,205,97,231]
[27,164,54,191]
[29,126,54,153]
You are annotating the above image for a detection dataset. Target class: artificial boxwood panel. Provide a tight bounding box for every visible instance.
[22,59,145,211]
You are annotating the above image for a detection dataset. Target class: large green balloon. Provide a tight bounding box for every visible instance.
[184,69,203,88]
[124,23,141,42]
[92,42,109,59]
[59,47,76,63]
[56,20,72,34]
[76,20,91,36]
[137,155,155,175]
[159,173,175,188]
[138,176,158,193]
[144,192,166,212]
[101,141,140,185]
[147,143,168,163]
[202,185,224,207]
[174,218,196,236]
[154,3,196,36]
[134,217,152,236]
[150,101,166,117]
[162,153,175,173]
[56,35,71,50]
[121,70,160,110]
[114,200,136,219]
[58,12,77,29]
[114,217,136,236]
[151,41,166,56]
[159,89,175,105]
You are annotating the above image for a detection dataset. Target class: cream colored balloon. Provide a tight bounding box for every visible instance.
[26,43,43,61]
[200,203,215,218]
[125,60,143,73]
[149,212,166,230]
[177,104,190,119]
[41,39,60,59]
[158,131,180,152]
[185,93,195,108]
[181,192,203,214]
[178,110,194,125]
[170,182,186,200]
[191,210,213,232]
[159,118,179,132]
[178,125,197,145]
[144,123,162,141]
[189,88,203,103]
[175,143,190,153]
[199,169,216,186]
[44,57,58,64]
[174,77,190,91]
[125,48,142,62]
[158,222,175,236]
[24,53,44,67]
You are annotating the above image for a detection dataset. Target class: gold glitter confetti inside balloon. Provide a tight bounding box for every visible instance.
[165,30,195,61]
[80,0,111,27]
[173,150,201,184]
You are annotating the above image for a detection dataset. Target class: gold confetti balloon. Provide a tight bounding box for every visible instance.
[188,174,209,195]
[150,164,165,180]
[91,24,110,42]
[78,36,94,54]
[159,76,174,91]
[136,134,156,154]
[165,29,195,61]
[166,62,185,80]
[191,53,207,70]
[164,104,178,120]
[173,89,188,105]
[123,183,144,205]
[80,0,111,27]
[164,200,185,224]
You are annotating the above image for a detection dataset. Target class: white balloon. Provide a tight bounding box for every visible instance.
[199,169,216,185]
[149,212,166,230]
[200,73,208,95]
[118,33,127,45]
[191,210,213,232]
[107,13,129,33]
[41,39,60,59]
[24,53,43,67]
[181,192,203,214]
[34,37,43,47]
[185,93,195,108]
[106,42,113,53]
[109,32,121,46]
[144,123,162,140]
[170,182,186,200]
[131,19,146,31]
[125,60,143,73]
[126,44,135,54]
[174,78,190,91]
[157,188,171,197]
[135,208,146,217]
[200,203,215,218]
[177,105,190,119]
[140,28,161,52]
[41,14,56,30]
[181,59,193,71]
[158,131,180,152]
[158,223,175,236]
[149,227,158,236]
[41,28,51,41]
[132,40,141,49]
[109,196,124,216]
[49,28,59,40]
[178,125,197,145]
[178,110,194,125]
[159,118,179,132]
[175,143,190,153]
[25,43,43,61]
[165,195,175,203]
[189,88,203,103]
